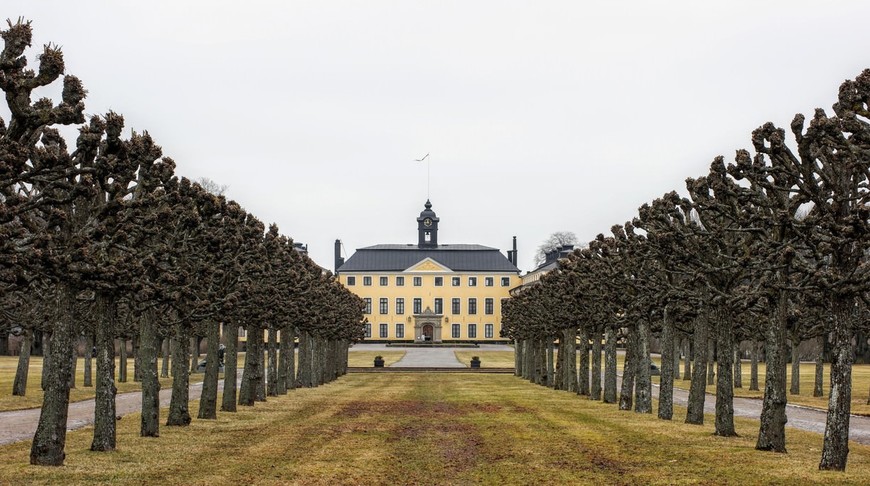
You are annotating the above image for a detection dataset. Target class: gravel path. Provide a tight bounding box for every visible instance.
[388,347,466,368]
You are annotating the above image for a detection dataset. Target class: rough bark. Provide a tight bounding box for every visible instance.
[257,334,267,399]
[166,323,191,426]
[619,330,636,411]
[40,332,50,391]
[139,307,160,437]
[30,285,75,466]
[706,338,715,385]
[91,293,117,451]
[546,338,555,388]
[197,321,221,419]
[12,329,31,396]
[68,343,77,389]
[603,326,617,403]
[750,339,760,391]
[734,341,743,389]
[132,336,140,382]
[685,319,708,425]
[634,320,652,414]
[161,337,170,378]
[118,338,127,383]
[818,298,855,471]
[683,339,693,382]
[239,325,261,405]
[813,335,824,398]
[267,327,278,396]
[514,339,523,377]
[190,336,199,374]
[673,335,681,380]
[790,335,801,395]
[714,310,737,437]
[756,293,788,452]
[221,323,239,412]
[277,326,289,395]
[287,327,296,390]
[658,317,674,420]
[577,327,590,395]
[591,328,602,400]
[83,334,93,387]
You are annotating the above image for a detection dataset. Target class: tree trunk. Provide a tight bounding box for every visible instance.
[578,327,590,396]
[590,328,602,400]
[685,319,708,425]
[132,336,140,382]
[514,339,523,377]
[30,284,75,466]
[257,333,267,399]
[756,291,788,452]
[40,331,50,391]
[658,316,674,420]
[818,297,856,471]
[714,309,737,437]
[166,323,192,426]
[139,307,160,437]
[546,338,555,388]
[198,321,221,419]
[634,319,652,414]
[673,334,681,380]
[118,338,127,383]
[91,293,117,451]
[603,326,617,404]
[287,327,296,390]
[619,329,636,411]
[683,338,692,381]
[750,339,760,391]
[814,335,824,398]
[239,325,260,405]
[790,334,801,395]
[12,329,32,396]
[68,342,77,389]
[83,334,93,387]
[161,337,170,378]
[221,324,239,412]
[734,340,743,389]
[706,338,715,385]
[277,326,289,395]
[267,327,278,396]
[190,336,199,374]
[557,328,576,391]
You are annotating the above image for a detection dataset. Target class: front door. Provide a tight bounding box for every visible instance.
[422,324,434,342]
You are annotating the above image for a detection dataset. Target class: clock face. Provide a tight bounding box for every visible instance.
[424,218,432,227]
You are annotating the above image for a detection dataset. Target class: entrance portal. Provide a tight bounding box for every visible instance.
[422,324,434,342]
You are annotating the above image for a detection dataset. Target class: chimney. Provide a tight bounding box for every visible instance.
[334,239,345,273]
[512,236,518,267]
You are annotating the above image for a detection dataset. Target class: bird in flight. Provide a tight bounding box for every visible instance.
[415,153,429,162]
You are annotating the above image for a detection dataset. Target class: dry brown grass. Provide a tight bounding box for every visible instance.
[0,373,868,484]
[346,350,405,367]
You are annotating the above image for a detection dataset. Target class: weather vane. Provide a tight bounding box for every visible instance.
[415,153,430,199]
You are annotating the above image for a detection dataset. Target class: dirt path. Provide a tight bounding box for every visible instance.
[0,379,209,446]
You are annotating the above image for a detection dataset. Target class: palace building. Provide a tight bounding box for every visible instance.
[335,200,520,342]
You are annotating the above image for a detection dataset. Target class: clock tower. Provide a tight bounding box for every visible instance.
[417,199,439,248]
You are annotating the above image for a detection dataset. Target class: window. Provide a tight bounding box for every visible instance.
[379,323,388,338]
[396,298,405,315]
[434,298,443,314]
[452,276,461,286]
[364,323,372,338]
[413,276,422,286]
[485,298,494,315]
[364,298,372,314]
[434,276,443,286]
[396,276,405,286]
[347,276,356,286]
[379,298,388,314]
[380,276,388,286]
[363,276,372,286]
[468,277,477,287]
[413,298,422,314]
[501,277,511,287]
[451,298,460,314]
[396,323,405,339]
[485,324,494,338]
[485,277,493,287]
[468,324,477,339]
[452,324,461,338]
[468,298,477,315]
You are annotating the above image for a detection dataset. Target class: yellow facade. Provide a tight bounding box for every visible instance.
[339,259,519,342]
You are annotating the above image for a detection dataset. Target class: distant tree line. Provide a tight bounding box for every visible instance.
[503,69,870,472]
[0,19,366,466]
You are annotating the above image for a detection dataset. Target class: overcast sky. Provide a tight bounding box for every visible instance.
[5,1,870,272]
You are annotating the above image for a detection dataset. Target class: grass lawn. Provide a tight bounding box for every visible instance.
[0,373,868,484]
[0,356,175,412]
[450,348,870,415]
